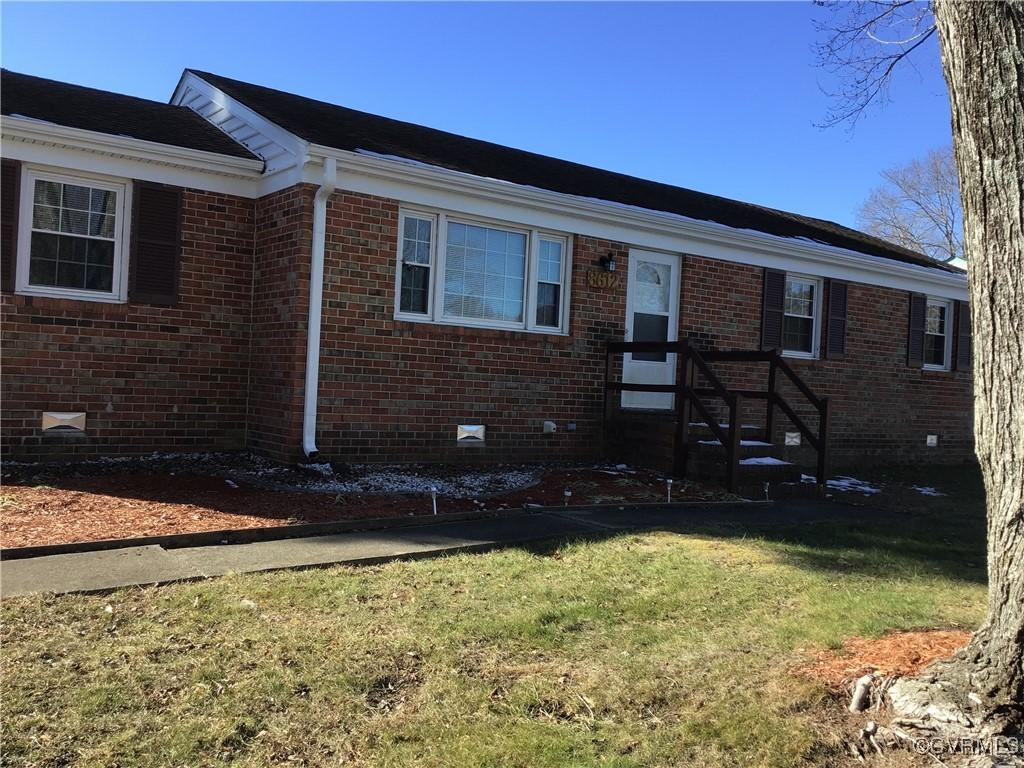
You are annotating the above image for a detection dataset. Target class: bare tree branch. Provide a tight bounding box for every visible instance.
[856,146,963,262]
[813,0,938,129]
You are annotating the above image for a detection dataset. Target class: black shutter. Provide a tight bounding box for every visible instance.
[826,279,848,359]
[955,300,972,371]
[130,181,182,305]
[1,159,20,292]
[761,268,785,350]
[907,292,927,368]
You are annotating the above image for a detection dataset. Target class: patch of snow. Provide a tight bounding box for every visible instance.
[803,474,882,495]
[911,485,946,497]
[739,457,791,466]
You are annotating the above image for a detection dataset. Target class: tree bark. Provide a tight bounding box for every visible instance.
[894,0,1024,735]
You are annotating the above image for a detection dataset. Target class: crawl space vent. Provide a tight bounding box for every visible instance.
[456,424,485,447]
[42,412,87,432]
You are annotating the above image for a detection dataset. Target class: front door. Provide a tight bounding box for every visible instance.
[622,249,681,410]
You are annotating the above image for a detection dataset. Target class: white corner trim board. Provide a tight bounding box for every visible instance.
[302,156,337,459]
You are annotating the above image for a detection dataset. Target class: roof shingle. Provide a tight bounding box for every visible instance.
[189,69,958,274]
[2,70,259,161]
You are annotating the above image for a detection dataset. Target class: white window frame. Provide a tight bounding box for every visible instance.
[781,272,823,360]
[529,235,568,331]
[15,165,131,304]
[393,207,572,334]
[923,296,954,371]
[394,209,437,318]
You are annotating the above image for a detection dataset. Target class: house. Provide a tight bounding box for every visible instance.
[0,69,973,478]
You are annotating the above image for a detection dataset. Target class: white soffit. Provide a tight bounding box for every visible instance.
[171,71,306,175]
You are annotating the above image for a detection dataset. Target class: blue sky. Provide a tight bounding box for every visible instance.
[1,2,952,228]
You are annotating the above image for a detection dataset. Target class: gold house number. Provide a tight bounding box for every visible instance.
[587,271,620,290]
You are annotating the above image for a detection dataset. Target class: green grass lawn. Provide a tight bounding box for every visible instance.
[1,465,988,767]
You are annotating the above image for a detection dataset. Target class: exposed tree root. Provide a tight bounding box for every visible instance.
[843,662,1024,767]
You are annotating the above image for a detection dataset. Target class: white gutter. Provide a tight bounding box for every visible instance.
[308,143,969,301]
[302,156,337,459]
[1,115,266,177]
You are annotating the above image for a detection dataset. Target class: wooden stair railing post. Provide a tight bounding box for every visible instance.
[765,350,778,444]
[816,397,830,489]
[726,393,742,492]
[673,339,693,478]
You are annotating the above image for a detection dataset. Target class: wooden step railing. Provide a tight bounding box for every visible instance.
[604,339,829,492]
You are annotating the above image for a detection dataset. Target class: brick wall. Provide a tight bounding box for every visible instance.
[312,192,629,463]
[1,189,255,460]
[245,184,315,461]
[309,194,972,468]
[2,181,973,469]
[677,254,974,465]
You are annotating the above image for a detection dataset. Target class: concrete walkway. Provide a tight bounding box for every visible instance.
[0,502,845,598]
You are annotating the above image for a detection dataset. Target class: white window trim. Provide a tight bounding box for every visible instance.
[530,234,568,331]
[923,296,954,372]
[781,272,823,360]
[394,209,437,319]
[15,165,131,304]
[393,207,572,335]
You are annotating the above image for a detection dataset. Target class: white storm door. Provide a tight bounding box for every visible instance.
[622,249,681,409]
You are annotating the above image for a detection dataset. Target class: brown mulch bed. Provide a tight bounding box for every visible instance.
[0,458,735,549]
[794,629,972,690]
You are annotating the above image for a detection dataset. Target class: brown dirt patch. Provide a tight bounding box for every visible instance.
[0,461,735,549]
[794,630,972,690]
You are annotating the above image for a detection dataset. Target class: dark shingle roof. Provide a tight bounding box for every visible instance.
[189,69,958,274]
[2,70,259,161]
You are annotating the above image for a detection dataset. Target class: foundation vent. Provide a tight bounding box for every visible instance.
[456,424,485,447]
[42,412,87,432]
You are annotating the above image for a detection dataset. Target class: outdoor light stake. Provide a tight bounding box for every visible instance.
[431,486,438,515]
[666,478,673,503]
[564,488,572,507]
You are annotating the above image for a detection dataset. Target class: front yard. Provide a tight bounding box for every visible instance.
[0,456,732,549]
[0,464,987,767]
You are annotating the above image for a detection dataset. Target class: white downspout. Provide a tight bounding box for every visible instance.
[302,156,337,459]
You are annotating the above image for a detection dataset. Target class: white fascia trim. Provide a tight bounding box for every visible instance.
[1,115,265,178]
[307,144,968,302]
[2,137,259,199]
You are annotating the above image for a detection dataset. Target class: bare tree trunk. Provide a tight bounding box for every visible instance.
[890,1,1024,736]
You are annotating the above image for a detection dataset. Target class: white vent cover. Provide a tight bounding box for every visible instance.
[456,424,485,446]
[784,431,801,446]
[42,412,86,431]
